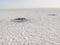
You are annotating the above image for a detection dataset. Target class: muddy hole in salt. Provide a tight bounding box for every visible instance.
[11,18,29,23]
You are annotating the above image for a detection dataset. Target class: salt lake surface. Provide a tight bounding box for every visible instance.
[0,8,60,45]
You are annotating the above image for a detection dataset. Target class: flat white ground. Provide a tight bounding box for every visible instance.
[0,8,60,45]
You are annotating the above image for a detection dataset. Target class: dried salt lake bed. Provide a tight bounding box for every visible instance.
[0,8,60,45]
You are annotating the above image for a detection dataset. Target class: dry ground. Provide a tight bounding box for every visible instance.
[0,8,60,45]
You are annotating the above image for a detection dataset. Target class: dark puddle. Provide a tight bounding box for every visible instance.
[11,18,28,23]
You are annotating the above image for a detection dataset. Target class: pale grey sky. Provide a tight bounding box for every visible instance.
[0,0,60,9]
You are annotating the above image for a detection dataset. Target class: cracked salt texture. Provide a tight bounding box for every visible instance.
[0,8,60,45]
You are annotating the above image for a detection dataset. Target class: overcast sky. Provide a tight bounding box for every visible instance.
[0,0,60,9]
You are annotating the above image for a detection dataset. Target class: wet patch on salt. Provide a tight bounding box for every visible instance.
[48,14,57,16]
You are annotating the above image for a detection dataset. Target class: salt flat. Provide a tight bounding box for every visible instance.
[0,8,60,45]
